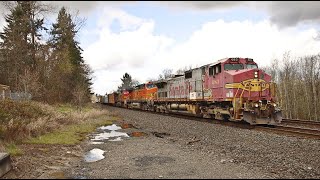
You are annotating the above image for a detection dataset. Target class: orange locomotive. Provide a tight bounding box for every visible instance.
[118,82,158,110]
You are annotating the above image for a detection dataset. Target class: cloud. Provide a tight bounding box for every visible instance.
[155,1,320,28]
[157,19,320,70]
[84,7,320,95]
[83,8,174,94]
[0,1,135,32]
[43,1,135,15]
[2,1,319,29]
[267,1,320,28]
[83,8,174,71]
[155,1,247,11]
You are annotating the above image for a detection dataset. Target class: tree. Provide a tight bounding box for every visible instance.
[266,52,320,121]
[47,7,91,103]
[117,73,136,92]
[0,1,50,97]
[157,68,174,80]
[176,65,193,75]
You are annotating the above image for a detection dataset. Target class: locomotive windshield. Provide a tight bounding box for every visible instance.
[246,64,258,69]
[224,63,244,70]
[146,84,155,89]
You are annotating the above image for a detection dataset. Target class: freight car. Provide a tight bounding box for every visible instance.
[107,57,282,125]
[101,95,109,104]
[107,92,119,106]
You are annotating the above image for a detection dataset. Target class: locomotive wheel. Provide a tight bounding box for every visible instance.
[222,114,230,121]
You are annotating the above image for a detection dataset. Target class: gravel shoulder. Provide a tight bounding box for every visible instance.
[98,106,320,179]
[2,105,320,179]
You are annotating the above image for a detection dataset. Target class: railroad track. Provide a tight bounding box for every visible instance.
[103,104,320,140]
[256,125,320,140]
[281,118,320,128]
[258,118,320,140]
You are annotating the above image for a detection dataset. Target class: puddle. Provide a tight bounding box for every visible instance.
[89,124,130,144]
[84,148,105,162]
[91,131,129,141]
[90,141,104,144]
[130,132,148,137]
[109,137,123,141]
[121,123,134,129]
[99,124,122,131]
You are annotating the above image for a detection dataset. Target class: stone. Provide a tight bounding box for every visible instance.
[0,153,12,177]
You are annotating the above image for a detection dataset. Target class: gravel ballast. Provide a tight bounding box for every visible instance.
[102,106,320,179]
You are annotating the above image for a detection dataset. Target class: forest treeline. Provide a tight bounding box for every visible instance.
[264,52,320,121]
[0,1,92,105]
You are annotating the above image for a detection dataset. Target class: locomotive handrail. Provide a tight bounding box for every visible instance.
[232,85,245,120]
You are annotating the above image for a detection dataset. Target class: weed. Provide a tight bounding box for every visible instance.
[5,143,23,156]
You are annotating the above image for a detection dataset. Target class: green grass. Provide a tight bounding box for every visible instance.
[5,143,23,156]
[25,119,114,145]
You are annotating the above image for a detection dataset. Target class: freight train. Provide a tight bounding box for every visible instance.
[104,57,282,125]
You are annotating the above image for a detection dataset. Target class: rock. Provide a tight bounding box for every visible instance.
[0,153,12,178]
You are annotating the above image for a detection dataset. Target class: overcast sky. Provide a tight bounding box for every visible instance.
[1,1,320,95]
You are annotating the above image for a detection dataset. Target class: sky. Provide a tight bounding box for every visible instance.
[1,1,320,95]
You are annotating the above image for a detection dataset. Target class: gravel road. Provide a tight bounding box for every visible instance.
[68,106,320,179]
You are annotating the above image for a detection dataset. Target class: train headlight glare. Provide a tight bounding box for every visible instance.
[255,104,259,108]
[273,104,277,107]
[254,74,258,78]
[255,72,258,75]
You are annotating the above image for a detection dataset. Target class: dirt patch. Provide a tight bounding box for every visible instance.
[129,132,148,137]
[2,144,84,179]
[120,123,135,129]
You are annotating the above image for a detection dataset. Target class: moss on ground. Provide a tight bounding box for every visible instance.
[25,119,114,145]
[5,143,23,156]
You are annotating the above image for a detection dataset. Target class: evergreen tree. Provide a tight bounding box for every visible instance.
[48,7,92,103]
[118,73,135,92]
[0,1,46,94]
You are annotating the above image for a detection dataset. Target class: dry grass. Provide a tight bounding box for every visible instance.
[0,100,114,154]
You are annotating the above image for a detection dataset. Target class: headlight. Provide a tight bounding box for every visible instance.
[254,74,258,78]
[273,104,277,107]
[255,103,259,107]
